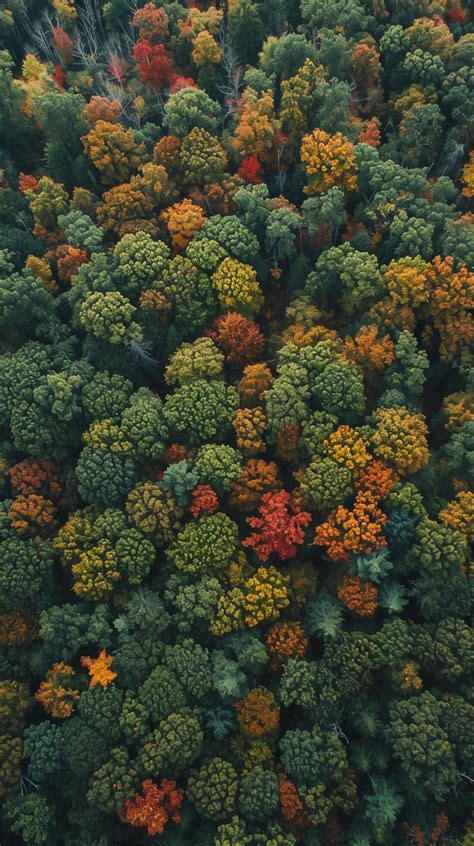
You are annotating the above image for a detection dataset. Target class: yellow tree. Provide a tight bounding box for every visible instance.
[300,129,358,195]
[82,120,146,185]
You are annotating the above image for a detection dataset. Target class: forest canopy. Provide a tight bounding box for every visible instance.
[0,0,473,843]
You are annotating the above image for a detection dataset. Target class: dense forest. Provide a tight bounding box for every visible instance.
[0,0,473,842]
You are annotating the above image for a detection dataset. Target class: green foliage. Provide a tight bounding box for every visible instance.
[188,758,239,820]
[0,3,472,844]
[164,379,239,445]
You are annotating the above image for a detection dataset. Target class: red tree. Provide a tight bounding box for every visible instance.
[238,156,264,184]
[133,40,175,92]
[188,484,219,518]
[243,490,311,561]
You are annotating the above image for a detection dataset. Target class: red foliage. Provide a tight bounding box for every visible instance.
[9,458,63,503]
[133,39,175,92]
[279,774,309,838]
[123,779,184,836]
[56,244,89,282]
[51,27,73,65]
[188,484,219,518]
[208,312,265,367]
[18,173,39,194]
[243,490,311,561]
[237,156,264,184]
[52,64,67,89]
[162,443,190,465]
[170,75,198,93]
[447,7,465,24]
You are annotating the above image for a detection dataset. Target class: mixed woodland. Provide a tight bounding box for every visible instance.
[0,0,473,842]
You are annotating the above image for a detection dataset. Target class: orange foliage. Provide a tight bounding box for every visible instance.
[323,426,371,477]
[84,96,122,126]
[153,134,182,172]
[82,121,146,186]
[337,575,378,617]
[350,43,381,99]
[139,289,171,323]
[26,255,56,293]
[355,460,398,500]
[301,129,358,195]
[208,312,265,367]
[314,493,387,561]
[442,392,474,431]
[237,363,273,407]
[9,457,63,502]
[8,494,58,538]
[343,324,395,373]
[383,256,429,309]
[160,199,205,250]
[96,183,155,236]
[358,118,381,147]
[235,687,280,737]
[233,408,266,456]
[19,172,39,193]
[279,774,309,838]
[229,458,281,512]
[439,491,474,541]
[188,484,219,518]
[80,650,117,687]
[56,244,89,282]
[35,662,80,717]
[132,3,169,42]
[461,151,474,198]
[232,88,280,162]
[0,611,38,647]
[265,622,309,668]
[123,779,183,836]
[425,256,474,361]
[403,813,450,846]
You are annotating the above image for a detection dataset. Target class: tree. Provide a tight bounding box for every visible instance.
[123,779,183,836]
[188,758,238,821]
[387,693,458,801]
[243,491,311,561]
[164,379,239,445]
[167,512,239,575]
[301,129,358,195]
[163,87,221,136]
[180,127,228,186]
[212,257,264,315]
[161,199,205,249]
[232,88,280,162]
[82,121,146,186]
[371,407,429,476]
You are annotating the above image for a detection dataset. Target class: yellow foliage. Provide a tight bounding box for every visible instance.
[301,128,358,195]
[212,257,263,315]
[192,30,222,66]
